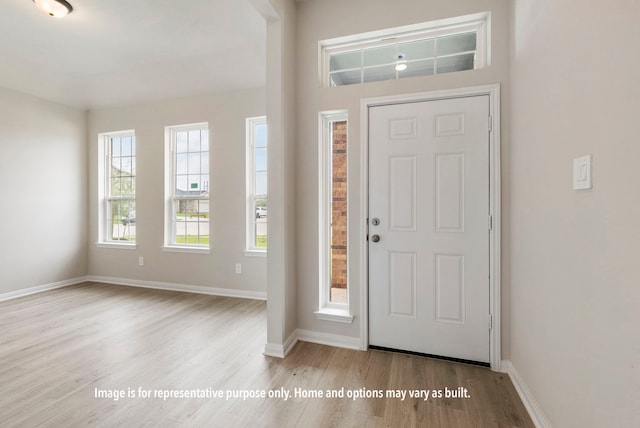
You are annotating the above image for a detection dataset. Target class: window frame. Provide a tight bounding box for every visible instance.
[163,122,210,254]
[97,129,137,249]
[320,13,489,87]
[245,116,268,256]
[315,111,353,323]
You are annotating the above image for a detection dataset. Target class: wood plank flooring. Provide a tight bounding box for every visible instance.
[0,283,533,427]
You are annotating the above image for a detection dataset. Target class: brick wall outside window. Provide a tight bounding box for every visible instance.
[330,121,347,294]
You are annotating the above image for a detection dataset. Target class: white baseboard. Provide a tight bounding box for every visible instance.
[86,275,267,301]
[263,329,361,358]
[263,343,286,358]
[501,360,553,428]
[264,331,298,358]
[0,277,88,302]
[295,329,361,350]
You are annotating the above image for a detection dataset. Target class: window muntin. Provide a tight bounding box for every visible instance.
[101,131,136,244]
[322,15,488,87]
[165,123,210,249]
[246,116,268,253]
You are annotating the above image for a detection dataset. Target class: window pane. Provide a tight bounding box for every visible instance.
[329,50,361,72]
[121,177,135,196]
[176,153,188,175]
[111,157,121,175]
[111,138,121,157]
[188,153,201,174]
[254,197,267,248]
[255,124,267,148]
[255,147,267,171]
[103,131,136,244]
[398,59,435,78]
[121,157,133,174]
[188,130,201,152]
[397,39,435,61]
[176,132,188,153]
[363,64,396,83]
[201,130,209,152]
[255,171,267,196]
[109,199,135,242]
[174,199,209,246]
[329,69,361,86]
[329,120,348,304]
[363,44,396,67]
[176,175,188,192]
[201,152,209,174]
[247,117,267,251]
[436,53,475,73]
[110,178,121,197]
[437,32,476,56]
[121,137,132,156]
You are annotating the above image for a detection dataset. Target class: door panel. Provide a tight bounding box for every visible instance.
[368,95,490,363]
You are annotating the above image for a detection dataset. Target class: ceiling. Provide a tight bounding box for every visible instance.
[0,0,267,109]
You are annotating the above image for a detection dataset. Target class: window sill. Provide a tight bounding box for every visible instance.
[162,246,210,255]
[314,307,354,324]
[96,242,136,250]
[244,249,267,258]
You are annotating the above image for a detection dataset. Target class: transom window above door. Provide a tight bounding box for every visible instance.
[320,13,489,87]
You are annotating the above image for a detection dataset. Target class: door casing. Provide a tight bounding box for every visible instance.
[359,84,502,370]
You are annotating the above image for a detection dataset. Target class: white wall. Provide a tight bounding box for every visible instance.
[294,0,512,351]
[87,88,267,295]
[510,1,640,426]
[0,86,87,294]
[263,0,299,356]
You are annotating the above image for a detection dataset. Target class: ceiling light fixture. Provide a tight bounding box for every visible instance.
[394,53,407,72]
[33,0,73,18]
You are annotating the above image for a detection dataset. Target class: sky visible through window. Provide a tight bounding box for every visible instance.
[254,123,267,197]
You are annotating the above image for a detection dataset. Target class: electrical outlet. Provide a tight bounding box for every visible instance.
[235,263,242,274]
[139,256,144,267]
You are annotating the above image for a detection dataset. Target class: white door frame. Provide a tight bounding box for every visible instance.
[359,84,501,370]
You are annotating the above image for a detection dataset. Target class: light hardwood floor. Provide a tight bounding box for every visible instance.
[0,283,533,427]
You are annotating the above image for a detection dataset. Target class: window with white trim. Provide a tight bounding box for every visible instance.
[316,111,353,323]
[164,123,210,252]
[246,116,267,253]
[320,13,489,87]
[98,130,136,246]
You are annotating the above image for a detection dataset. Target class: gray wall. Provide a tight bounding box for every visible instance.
[87,88,267,294]
[510,0,640,426]
[294,0,512,354]
[0,86,88,293]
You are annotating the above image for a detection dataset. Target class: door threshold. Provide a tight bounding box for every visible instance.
[369,345,490,368]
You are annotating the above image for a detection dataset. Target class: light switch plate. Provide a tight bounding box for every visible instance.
[573,155,592,190]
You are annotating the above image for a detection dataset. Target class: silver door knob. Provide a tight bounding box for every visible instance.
[371,234,381,243]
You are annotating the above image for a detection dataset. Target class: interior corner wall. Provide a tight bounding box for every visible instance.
[0,86,88,294]
[510,1,640,426]
[87,88,267,294]
[294,0,512,352]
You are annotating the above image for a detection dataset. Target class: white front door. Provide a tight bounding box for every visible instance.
[368,95,490,363]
